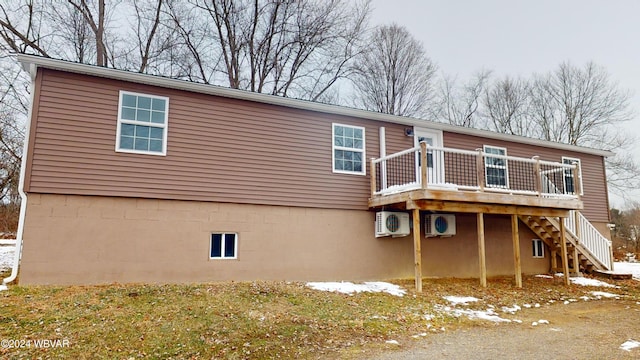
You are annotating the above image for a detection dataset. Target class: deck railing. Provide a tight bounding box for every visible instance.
[564,211,613,270]
[371,142,581,199]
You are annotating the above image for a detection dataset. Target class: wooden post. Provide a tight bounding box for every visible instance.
[511,214,522,288]
[572,246,580,276]
[571,212,580,274]
[476,149,485,192]
[420,141,428,189]
[370,159,377,196]
[610,243,615,271]
[573,162,582,199]
[533,156,542,196]
[559,218,570,285]
[412,208,422,293]
[573,211,581,243]
[551,249,558,271]
[477,212,487,288]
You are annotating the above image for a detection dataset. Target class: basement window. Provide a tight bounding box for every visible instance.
[210,233,238,259]
[116,91,169,155]
[532,239,544,258]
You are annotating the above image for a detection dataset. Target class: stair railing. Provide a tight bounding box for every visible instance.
[564,210,612,270]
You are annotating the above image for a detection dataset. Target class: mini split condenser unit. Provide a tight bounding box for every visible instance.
[425,214,456,237]
[375,211,410,238]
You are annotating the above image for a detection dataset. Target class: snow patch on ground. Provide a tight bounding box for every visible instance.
[501,305,521,314]
[569,277,618,288]
[550,273,619,288]
[438,297,511,323]
[437,304,511,323]
[385,340,400,345]
[306,281,406,297]
[620,340,640,352]
[590,291,620,299]
[0,245,14,271]
[614,262,640,280]
[532,319,549,326]
[446,308,511,323]
[535,274,554,279]
[443,296,479,305]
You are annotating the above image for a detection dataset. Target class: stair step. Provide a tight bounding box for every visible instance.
[592,270,633,280]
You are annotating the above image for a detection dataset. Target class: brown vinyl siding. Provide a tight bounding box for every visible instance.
[26,69,414,210]
[443,132,610,222]
[26,69,609,218]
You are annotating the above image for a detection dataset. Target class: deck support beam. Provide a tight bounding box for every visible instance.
[477,212,487,288]
[511,214,522,288]
[572,211,581,275]
[559,218,570,285]
[412,208,422,293]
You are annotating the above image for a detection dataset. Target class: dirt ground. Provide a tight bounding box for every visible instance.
[363,299,640,360]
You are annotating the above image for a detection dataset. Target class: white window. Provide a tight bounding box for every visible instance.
[532,239,544,258]
[332,123,365,175]
[116,91,169,155]
[484,145,508,188]
[210,233,238,259]
[562,157,583,195]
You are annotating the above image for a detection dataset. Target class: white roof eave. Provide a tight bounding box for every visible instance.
[18,54,614,158]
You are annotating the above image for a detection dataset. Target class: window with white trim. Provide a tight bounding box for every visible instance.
[116,91,169,155]
[332,123,365,175]
[562,157,583,195]
[484,145,508,188]
[532,239,544,258]
[210,233,238,259]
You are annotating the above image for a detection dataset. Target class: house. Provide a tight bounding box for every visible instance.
[8,54,614,289]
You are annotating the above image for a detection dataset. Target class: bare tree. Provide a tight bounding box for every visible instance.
[351,23,436,117]
[476,62,638,198]
[481,76,532,136]
[435,70,491,127]
[530,61,632,146]
[0,0,123,66]
[0,0,49,56]
[610,204,640,257]
[528,62,637,196]
[46,2,95,63]
[108,0,182,75]
[0,1,44,209]
[169,0,370,100]
[0,60,28,205]
[66,0,109,66]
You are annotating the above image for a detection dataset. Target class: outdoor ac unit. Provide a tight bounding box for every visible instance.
[425,214,456,237]
[375,211,410,238]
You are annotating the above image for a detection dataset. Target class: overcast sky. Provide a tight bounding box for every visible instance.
[370,0,640,206]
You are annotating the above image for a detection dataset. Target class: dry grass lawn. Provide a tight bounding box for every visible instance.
[0,276,638,359]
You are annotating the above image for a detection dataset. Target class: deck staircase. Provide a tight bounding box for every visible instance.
[520,211,612,274]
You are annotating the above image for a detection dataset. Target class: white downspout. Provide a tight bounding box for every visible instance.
[379,127,386,189]
[1,63,36,290]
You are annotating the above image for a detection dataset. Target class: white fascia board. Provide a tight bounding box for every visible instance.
[18,54,614,158]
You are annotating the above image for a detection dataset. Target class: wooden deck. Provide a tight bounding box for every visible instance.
[369,142,609,292]
[369,187,582,217]
[369,141,583,216]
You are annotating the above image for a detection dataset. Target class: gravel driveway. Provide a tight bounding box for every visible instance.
[364,299,640,360]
